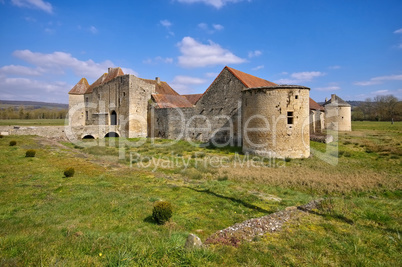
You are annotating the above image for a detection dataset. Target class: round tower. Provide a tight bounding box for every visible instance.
[242,85,310,158]
[323,94,351,131]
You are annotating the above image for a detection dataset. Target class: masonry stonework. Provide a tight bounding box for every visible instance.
[242,86,310,158]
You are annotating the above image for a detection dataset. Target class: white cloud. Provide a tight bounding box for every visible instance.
[213,24,224,31]
[143,56,173,64]
[172,75,206,85]
[315,86,341,92]
[170,75,207,94]
[160,20,174,36]
[205,72,219,78]
[354,74,402,86]
[89,26,98,34]
[160,20,172,28]
[0,50,139,103]
[372,90,389,94]
[0,77,71,102]
[0,65,43,76]
[274,71,325,84]
[11,49,139,79]
[176,0,250,9]
[11,0,53,14]
[177,36,246,68]
[198,23,224,33]
[248,50,262,58]
[252,65,264,71]
[394,28,402,34]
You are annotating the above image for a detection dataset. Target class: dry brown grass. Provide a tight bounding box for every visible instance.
[217,164,399,194]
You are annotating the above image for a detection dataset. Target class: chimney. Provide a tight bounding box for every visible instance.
[155,77,160,84]
[108,67,112,74]
[331,94,336,101]
[325,97,328,102]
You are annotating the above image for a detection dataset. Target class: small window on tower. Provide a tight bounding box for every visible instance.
[123,92,126,97]
[287,111,294,125]
[295,95,298,99]
[86,111,89,120]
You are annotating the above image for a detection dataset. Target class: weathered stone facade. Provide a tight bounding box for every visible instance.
[323,94,352,131]
[63,66,350,158]
[242,86,310,158]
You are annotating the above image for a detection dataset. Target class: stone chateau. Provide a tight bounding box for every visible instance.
[68,66,351,158]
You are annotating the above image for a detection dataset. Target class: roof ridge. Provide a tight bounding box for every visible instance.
[225,66,277,88]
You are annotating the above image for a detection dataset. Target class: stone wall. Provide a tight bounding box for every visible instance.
[68,94,85,127]
[150,68,245,146]
[127,76,155,138]
[325,106,351,131]
[241,86,310,158]
[0,125,67,139]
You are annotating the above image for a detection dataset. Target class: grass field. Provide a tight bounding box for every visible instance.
[0,119,66,126]
[0,121,401,266]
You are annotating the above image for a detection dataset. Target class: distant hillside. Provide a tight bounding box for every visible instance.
[318,101,364,108]
[0,100,68,110]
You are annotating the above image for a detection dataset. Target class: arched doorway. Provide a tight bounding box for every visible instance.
[105,132,119,138]
[82,135,95,139]
[110,110,117,125]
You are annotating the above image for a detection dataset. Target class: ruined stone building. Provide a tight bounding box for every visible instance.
[68,66,350,158]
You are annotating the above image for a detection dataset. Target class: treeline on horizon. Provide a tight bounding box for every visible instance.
[352,95,402,121]
[0,95,401,122]
[0,106,67,120]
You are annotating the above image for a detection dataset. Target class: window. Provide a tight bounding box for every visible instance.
[123,92,126,97]
[110,110,117,125]
[85,97,89,104]
[85,111,89,120]
[287,111,294,125]
[295,95,298,99]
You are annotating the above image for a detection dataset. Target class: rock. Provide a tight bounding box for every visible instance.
[285,206,297,211]
[184,233,202,249]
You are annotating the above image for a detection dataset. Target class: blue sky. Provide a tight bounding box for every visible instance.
[0,0,401,104]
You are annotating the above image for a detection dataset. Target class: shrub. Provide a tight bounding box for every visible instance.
[0,134,3,138]
[64,167,75,177]
[25,149,36,157]
[9,140,17,146]
[152,201,173,225]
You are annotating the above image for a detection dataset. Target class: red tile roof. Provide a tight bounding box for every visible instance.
[226,66,277,88]
[85,67,125,94]
[309,98,325,111]
[152,94,193,108]
[68,78,89,95]
[182,94,203,105]
[141,79,179,95]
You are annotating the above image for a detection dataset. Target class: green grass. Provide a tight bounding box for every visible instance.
[0,119,66,126]
[0,121,401,266]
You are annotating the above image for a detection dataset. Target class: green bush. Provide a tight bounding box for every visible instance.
[64,167,75,178]
[25,149,36,157]
[152,201,173,225]
[9,140,17,146]
[0,134,3,138]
